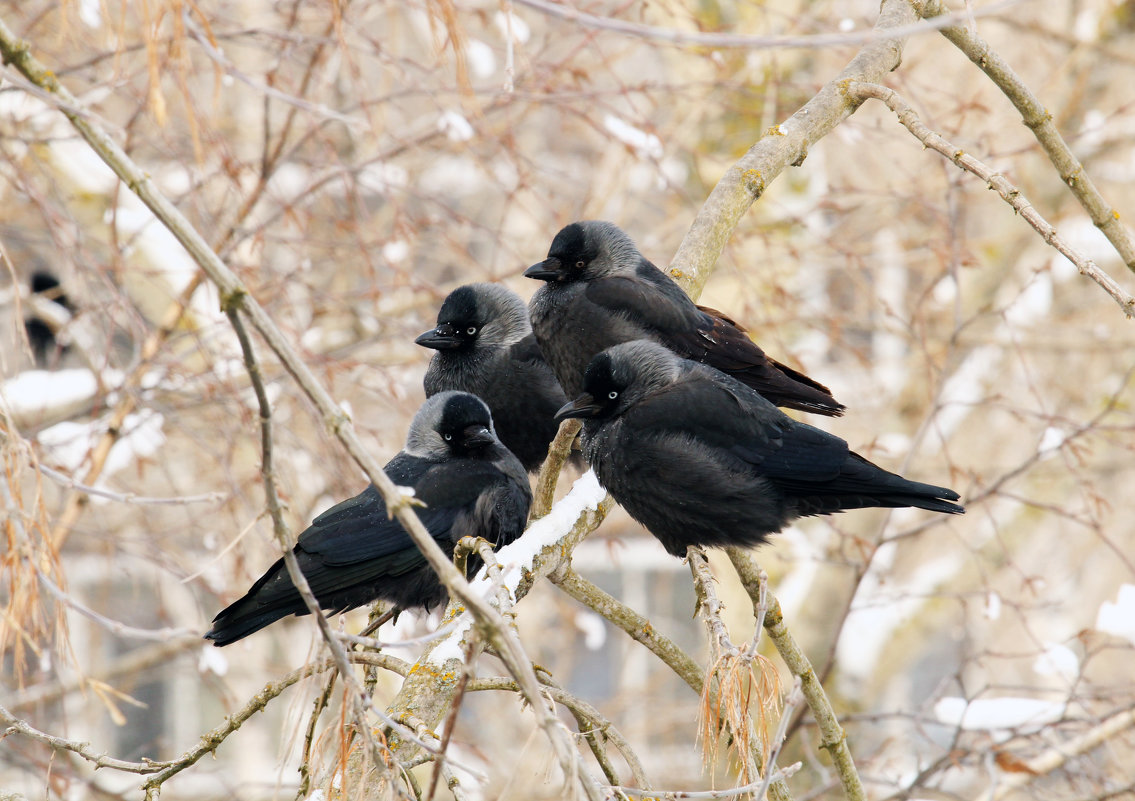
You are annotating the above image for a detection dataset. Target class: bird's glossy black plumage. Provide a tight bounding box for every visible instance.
[205,392,531,646]
[556,341,962,556]
[525,220,843,415]
[416,283,570,472]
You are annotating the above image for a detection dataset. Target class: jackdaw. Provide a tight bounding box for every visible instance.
[416,283,570,472]
[556,341,962,557]
[205,391,531,646]
[24,271,73,366]
[525,220,843,414]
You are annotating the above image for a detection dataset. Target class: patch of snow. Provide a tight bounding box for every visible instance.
[932,274,958,305]
[934,696,1065,737]
[466,39,496,78]
[837,545,964,683]
[357,162,409,194]
[839,18,855,32]
[1055,217,1118,272]
[79,0,102,28]
[1096,583,1135,646]
[1033,643,1079,683]
[37,410,165,488]
[50,139,119,195]
[198,646,229,676]
[1073,8,1099,42]
[419,156,484,197]
[1003,273,1053,328]
[574,610,607,650]
[429,471,606,664]
[603,114,663,160]
[438,110,475,143]
[383,240,410,264]
[931,345,1001,442]
[984,591,1002,621]
[3,369,98,419]
[494,10,530,43]
[1038,426,1067,457]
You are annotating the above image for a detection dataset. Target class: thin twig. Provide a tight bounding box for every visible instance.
[467,675,650,790]
[669,0,920,295]
[918,0,1135,276]
[727,548,865,801]
[34,567,195,641]
[847,81,1135,318]
[551,567,705,695]
[599,763,803,800]
[986,705,1135,801]
[513,0,1020,51]
[0,702,172,774]
[35,463,226,506]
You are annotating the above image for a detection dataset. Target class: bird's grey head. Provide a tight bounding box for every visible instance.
[524,221,641,285]
[405,391,500,458]
[415,283,531,353]
[555,340,682,422]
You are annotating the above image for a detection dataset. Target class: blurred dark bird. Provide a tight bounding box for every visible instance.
[24,271,73,367]
[416,282,571,472]
[205,391,531,646]
[556,341,962,557]
[525,220,843,414]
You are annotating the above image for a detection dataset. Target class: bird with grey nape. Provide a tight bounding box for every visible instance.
[556,341,962,557]
[205,392,531,646]
[525,220,843,414]
[416,282,571,472]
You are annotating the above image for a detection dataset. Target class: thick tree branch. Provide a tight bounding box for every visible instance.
[670,0,920,296]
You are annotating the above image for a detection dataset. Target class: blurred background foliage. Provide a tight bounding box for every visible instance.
[2,0,1134,798]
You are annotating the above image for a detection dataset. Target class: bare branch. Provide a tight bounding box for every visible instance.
[918,0,1135,275]
[0,703,171,774]
[670,0,920,296]
[513,0,1020,52]
[727,549,865,801]
[532,418,582,519]
[847,81,1135,318]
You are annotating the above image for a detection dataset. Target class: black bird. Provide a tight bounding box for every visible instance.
[205,391,531,646]
[525,220,843,414]
[24,271,73,367]
[556,341,962,557]
[416,283,570,472]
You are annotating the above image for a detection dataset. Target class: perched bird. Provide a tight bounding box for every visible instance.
[416,282,570,472]
[205,392,531,646]
[525,220,843,414]
[24,271,73,366]
[556,341,962,557]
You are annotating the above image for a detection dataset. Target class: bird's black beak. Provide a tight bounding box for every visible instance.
[415,322,462,350]
[524,257,564,282]
[461,424,495,448]
[555,393,601,421]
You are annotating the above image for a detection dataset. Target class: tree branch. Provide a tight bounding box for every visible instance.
[669,0,920,296]
[847,81,1135,318]
[917,0,1135,276]
[726,548,865,801]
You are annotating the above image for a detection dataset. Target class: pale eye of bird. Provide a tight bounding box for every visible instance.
[444,433,452,441]
[466,326,477,335]
[608,391,618,400]
[575,260,585,269]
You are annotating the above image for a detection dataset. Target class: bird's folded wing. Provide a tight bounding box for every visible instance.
[629,376,849,482]
[583,270,701,332]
